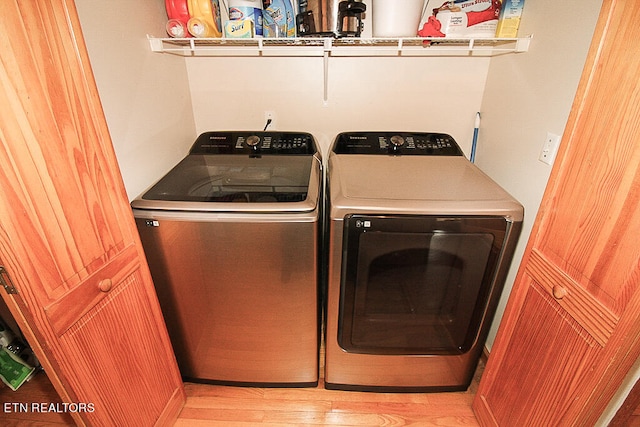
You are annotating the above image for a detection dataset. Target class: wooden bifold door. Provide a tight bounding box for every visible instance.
[473,0,640,425]
[0,1,185,425]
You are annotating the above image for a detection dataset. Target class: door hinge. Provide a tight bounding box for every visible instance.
[0,267,18,294]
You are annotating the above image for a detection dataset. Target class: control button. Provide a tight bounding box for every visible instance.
[246,135,260,147]
[390,135,405,147]
[389,135,405,154]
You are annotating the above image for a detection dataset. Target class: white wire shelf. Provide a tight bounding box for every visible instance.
[148,35,532,57]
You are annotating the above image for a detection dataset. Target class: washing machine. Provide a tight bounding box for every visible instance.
[131,131,321,387]
[324,131,523,392]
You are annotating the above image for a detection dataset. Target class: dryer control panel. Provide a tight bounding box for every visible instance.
[332,132,464,156]
[190,131,317,155]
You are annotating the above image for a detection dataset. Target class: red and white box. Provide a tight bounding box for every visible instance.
[418,0,503,38]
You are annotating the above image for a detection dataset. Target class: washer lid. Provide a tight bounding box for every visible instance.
[131,131,321,213]
[140,154,314,204]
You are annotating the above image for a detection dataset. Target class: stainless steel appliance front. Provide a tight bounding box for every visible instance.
[132,131,321,386]
[324,132,523,392]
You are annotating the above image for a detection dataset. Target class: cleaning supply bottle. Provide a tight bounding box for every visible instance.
[228,0,263,37]
[188,0,224,38]
[165,0,191,37]
[262,0,295,37]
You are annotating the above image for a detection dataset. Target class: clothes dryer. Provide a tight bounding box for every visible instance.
[324,131,523,391]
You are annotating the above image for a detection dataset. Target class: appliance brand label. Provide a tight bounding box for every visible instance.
[355,219,371,228]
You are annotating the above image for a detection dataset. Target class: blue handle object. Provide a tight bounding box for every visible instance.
[471,112,480,163]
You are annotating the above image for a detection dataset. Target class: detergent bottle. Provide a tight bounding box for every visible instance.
[187,0,224,37]
[262,0,295,37]
[228,0,263,36]
[165,0,191,37]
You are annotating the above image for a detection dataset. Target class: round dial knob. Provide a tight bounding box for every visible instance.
[246,135,260,147]
[390,135,405,147]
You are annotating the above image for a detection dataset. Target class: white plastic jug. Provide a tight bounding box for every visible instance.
[371,0,425,37]
[228,0,263,36]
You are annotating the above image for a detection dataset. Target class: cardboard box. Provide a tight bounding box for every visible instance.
[0,347,35,391]
[495,0,525,38]
[225,18,254,38]
[420,0,502,38]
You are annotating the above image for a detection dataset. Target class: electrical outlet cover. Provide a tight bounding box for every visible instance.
[539,132,561,165]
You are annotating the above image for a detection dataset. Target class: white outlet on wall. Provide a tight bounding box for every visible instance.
[539,132,561,165]
[264,111,276,130]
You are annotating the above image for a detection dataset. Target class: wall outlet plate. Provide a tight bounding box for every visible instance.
[539,132,561,165]
[264,111,276,130]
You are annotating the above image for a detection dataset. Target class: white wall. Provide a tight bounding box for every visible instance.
[186,55,490,157]
[75,0,196,201]
[476,0,603,349]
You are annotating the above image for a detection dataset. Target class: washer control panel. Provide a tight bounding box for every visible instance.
[332,132,464,156]
[190,131,317,155]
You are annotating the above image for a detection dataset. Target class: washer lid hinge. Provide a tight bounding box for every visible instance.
[0,267,18,294]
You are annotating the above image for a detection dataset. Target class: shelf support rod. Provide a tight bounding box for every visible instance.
[516,35,533,52]
[148,35,164,52]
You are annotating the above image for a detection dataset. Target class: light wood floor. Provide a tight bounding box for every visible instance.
[3,361,482,426]
[177,367,482,427]
[176,335,483,426]
[0,371,75,426]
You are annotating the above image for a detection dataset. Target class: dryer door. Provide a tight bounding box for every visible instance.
[338,214,507,355]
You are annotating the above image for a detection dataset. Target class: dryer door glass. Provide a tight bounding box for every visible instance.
[338,215,507,355]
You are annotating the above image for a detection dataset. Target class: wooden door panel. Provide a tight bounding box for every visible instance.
[57,265,180,426]
[44,244,138,336]
[0,0,133,304]
[539,135,640,314]
[536,0,640,314]
[0,126,77,304]
[480,276,599,425]
[527,249,617,346]
[0,1,184,424]
[474,1,640,424]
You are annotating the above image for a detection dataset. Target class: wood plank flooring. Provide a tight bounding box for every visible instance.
[3,361,482,426]
[0,371,75,426]
[177,373,481,427]
[175,338,482,426]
